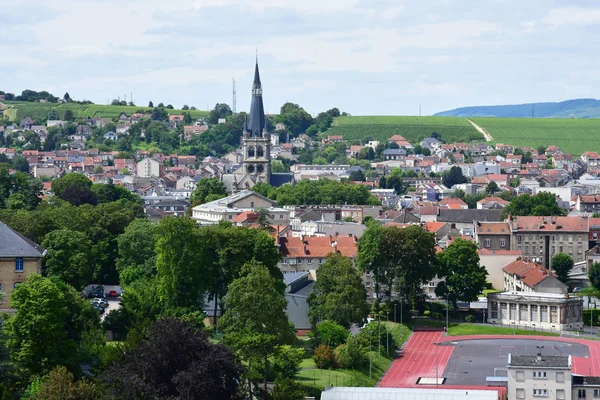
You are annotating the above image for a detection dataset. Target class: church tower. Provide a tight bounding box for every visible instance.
[241,60,271,184]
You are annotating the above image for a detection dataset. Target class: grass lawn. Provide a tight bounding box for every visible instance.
[448,323,559,337]
[296,322,409,390]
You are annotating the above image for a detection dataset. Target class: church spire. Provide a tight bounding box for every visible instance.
[246,58,265,136]
[252,59,262,96]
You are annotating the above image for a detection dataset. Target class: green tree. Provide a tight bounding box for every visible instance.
[315,320,349,347]
[435,238,488,308]
[208,103,233,124]
[190,177,227,205]
[41,229,93,290]
[35,365,102,400]
[272,379,306,400]
[51,173,97,206]
[63,92,71,102]
[589,262,600,289]
[5,275,103,379]
[63,109,75,122]
[307,254,369,328]
[11,155,29,173]
[349,169,366,182]
[116,218,157,286]
[501,192,565,219]
[271,345,303,380]
[486,181,500,194]
[442,166,467,188]
[221,260,295,392]
[155,217,209,310]
[551,253,573,284]
[148,101,153,107]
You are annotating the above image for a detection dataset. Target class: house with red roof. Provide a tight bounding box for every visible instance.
[439,197,468,210]
[502,258,567,294]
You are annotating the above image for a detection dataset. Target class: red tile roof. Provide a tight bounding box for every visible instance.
[279,236,357,258]
[514,216,588,232]
[477,196,510,205]
[476,221,510,235]
[578,195,600,204]
[388,135,406,142]
[503,259,558,288]
[439,198,467,207]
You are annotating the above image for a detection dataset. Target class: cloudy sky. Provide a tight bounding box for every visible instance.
[1,0,598,115]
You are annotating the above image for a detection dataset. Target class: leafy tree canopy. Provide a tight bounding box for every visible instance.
[501,192,565,219]
[551,253,573,284]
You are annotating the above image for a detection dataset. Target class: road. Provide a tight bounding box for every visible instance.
[466,118,493,142]
[100,298,121,321]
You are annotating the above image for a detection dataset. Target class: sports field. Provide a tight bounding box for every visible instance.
[327,116,483,144]
[471,117,600,155]
[379,331,600,391]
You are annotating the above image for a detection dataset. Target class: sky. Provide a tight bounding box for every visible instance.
[1,0,599,116]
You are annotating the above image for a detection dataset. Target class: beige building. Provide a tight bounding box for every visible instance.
[191,190,290,225]
[478,249,522,290]
[0,222,45,308]
[509,216,589,269]
[487,292,583,333]
[136,158,163,178]
[503,258,568,294]
[507,353,572,400]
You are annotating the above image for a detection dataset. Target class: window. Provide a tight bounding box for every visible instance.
[525,246,530,254]
[569,236,573,243]
[13,282,22,289]
[517,234,522,243]
[541,305,549,322]
[250,201,254,208]
[556,371,564,383]
[550,306,559,323]
[531,305,539,321]
[485,239,491,248]
[308,259,312,264]
[533,371,547,379]
[298,259,303,264]
[539,235,543,240]
[552,235,556,241]
[491,302,498,319]
[516,371,525,382]
[509,303,517,319]
[593,389,600,398]
[516,388,525,399]
[560,246,564,253]
[578,389,587,399]
[533,389,548,397]
[532,246,537,254]
[289,259,297,265]
[501,239,506,248]
[579,235,583,242]
[365,282,371,287]
[579,247,583,254]
[15,257,23,272]
[557,389,565,400]
[280,214,284,219]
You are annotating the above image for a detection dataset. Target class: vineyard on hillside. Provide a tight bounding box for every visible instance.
[325,116,483,144]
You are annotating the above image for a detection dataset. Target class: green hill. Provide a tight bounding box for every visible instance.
[2,101,208,123]
[325,116,483,144]
[435,98,600,118]
[471,117,600,155]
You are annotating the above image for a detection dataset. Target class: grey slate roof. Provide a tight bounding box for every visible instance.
[510,354,569,368]
[0,222,45,258]
[270,172,293,187]
[437,209,503,223]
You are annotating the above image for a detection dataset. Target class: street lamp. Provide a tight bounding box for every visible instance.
[434,342,440,389]
[387,312,390,354]
[446,294,449,333]
[369,327,372,381]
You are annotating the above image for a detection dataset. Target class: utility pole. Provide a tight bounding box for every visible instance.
[232,77,237,115]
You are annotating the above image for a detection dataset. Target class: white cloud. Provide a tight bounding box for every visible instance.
[543,7,600,27]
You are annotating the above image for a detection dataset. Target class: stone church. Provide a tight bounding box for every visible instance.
[222,60,294,192]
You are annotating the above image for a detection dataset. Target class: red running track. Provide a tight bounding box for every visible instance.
[379,331,453,388]
[380,332,600,391]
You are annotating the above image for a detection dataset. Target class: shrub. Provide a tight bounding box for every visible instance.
[316,320,349,348]
[465,315,475,323]
[313,344,334,369]
[271,345,304,380]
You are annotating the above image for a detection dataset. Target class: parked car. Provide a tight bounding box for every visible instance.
[92,298,108,308]
[108,290,118,298]
[93,305,105,314]
[572,287,581,293]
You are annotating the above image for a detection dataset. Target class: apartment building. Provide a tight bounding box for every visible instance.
[475,221,511,251]
[502,258,568,294]
[507,353,572,400]
[509,216,589,269]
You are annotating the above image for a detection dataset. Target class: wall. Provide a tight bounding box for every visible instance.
[0,258,41,308]
[480,253,521,290]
